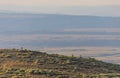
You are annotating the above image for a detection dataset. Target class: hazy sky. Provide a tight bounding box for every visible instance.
[0,0,120,6]
[0,0,120,16]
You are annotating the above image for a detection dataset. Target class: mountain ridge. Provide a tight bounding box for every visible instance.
[0,13,120,32]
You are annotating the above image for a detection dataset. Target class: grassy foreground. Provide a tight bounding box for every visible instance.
[0,49,120,78]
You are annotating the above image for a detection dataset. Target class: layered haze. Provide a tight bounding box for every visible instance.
[0,13,120,64]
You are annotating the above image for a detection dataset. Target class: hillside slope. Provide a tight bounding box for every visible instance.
[0,49,120,78]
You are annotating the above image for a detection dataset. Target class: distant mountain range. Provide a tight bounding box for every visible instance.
[0,13,120,33]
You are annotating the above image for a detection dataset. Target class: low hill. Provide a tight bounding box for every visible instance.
[0,49,120,78]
